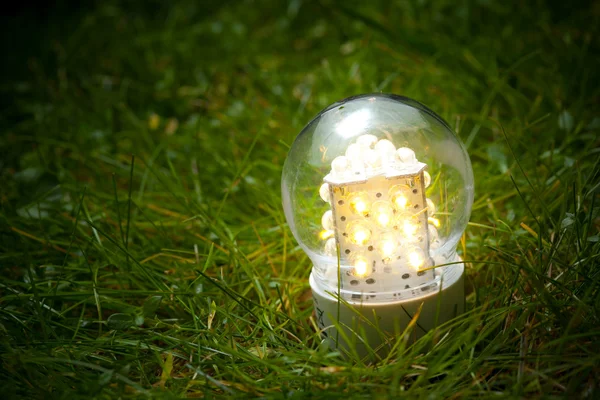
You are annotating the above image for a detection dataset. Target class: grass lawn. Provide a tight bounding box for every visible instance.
[1,0,599,397]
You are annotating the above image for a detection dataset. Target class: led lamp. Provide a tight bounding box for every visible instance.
[282,94,474,357]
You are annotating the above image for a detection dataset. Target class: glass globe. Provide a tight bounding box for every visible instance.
[282,94,474,303]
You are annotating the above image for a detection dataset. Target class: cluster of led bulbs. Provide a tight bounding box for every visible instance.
[282,94,473,354]
[317,133,441,285]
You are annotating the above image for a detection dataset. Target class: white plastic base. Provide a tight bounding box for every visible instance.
[310,263,465,359]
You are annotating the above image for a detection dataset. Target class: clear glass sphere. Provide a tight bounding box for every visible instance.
[282,94,474,302]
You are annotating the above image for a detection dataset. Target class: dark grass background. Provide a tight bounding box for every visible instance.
[1,0,599,398]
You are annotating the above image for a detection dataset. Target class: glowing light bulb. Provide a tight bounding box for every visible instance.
[355,202,367,214]
[378,214,391,227]
[372,201,394,228]
[377,233,397,258]
[347,221,371,246]
[354,230,368,244]
[402,219,419,237]
[381,241,395,256]
[390,185,411,211]
[408,250,424,270]
[395,195,408,210]
[353,256,369,277]
[348,193,371,216]
[281,93,474,357]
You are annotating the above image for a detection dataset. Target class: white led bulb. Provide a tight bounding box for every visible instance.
[282,94,474,357]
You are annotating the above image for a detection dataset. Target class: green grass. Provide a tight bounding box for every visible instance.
[1,0,599,398]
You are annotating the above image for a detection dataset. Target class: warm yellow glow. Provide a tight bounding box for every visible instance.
[372,201,394,228]
[353,229,369,245]
[394,195,408,209]
[402,220,418,237]
[389,184,411,211]
[354,258,369,277]
[377,233,397,258]
[354,200,367,213]
[408,251,424,270]
[378,213,391,226]
[428,217,441,228]
[319,230,334,240]
[348,193,371,216]
[347,221,371,246]
[380,240,395,257]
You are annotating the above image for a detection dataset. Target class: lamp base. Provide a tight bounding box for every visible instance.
[310,263,465,359]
